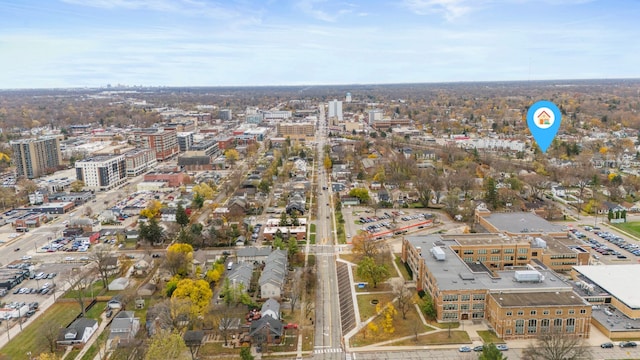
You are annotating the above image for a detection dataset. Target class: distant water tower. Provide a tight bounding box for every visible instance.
[345,92,352,103]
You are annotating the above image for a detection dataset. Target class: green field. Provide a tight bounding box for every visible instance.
[0,302,86,359]
[613,222,640,239]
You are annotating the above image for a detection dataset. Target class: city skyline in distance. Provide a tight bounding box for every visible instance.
[1,0,639,89]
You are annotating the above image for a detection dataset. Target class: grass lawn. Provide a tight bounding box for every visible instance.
[477,330,505,344]
[310,234,316,244]
[350,308,435,347]
[613,222,640,239]
[309,223,316,233]
[81,331,109,360]
[199,342,241,358]
[63,278,107,300]
[390,330,470,346]
[356,293,395,321]
[64,349,80,360]
[355,283,391,293]
[84,301,108,322]
[427,321,460,329]
[352,254,395,283]
[394,255,411,280]
[1,302,85,359]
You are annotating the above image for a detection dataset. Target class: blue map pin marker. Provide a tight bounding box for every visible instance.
[527,100,562,153]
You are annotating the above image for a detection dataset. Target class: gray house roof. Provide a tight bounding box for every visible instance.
[236,246,272,260]
[227,263,254,289]
[110,311,139,338]
[261,298,280,319]
[259,250,288,288]
[57,318,97,343]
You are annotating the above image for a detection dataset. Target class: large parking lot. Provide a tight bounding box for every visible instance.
[571,226,640,262]
[344,207,438,240]
[2,261,84,306]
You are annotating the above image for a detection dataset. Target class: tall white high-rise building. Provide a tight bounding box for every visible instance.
[328,99,343,121]
[345,92,352,103]
[368,109,384,125]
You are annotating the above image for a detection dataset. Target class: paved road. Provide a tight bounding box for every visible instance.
[313,105,345,360]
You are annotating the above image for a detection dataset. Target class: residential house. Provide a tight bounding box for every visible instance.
[249,316,283,345]
[57,318,99,347]
[261,298,280,320]
[237,247,272,264]
[108,277,130,291]
[227,263,254,290]
[137,282,157,297]
[108,311,140,348]
[259,250,288,299]
[133,255,153,276]
[228,198,248,217]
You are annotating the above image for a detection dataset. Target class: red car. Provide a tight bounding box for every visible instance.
[284,323,298,330]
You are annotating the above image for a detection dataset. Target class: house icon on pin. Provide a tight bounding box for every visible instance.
[537,110,551,125]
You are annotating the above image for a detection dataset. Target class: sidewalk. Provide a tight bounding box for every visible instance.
[76,312,109,360]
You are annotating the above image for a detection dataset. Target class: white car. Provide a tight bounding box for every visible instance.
[21,255,32,260]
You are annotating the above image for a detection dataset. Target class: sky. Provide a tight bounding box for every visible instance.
[1,0,639,89]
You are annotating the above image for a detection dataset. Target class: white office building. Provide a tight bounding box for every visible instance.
[328,100,343,121]
[368,109,384,125]
[345,92,352,103]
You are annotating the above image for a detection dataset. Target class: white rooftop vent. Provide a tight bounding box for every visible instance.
[431,246,446,261]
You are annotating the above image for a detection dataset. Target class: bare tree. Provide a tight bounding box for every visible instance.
[91,244,116,288]
[213,313,237,347]
[391,278,413,320]
[288,272,303,313]
[40,320,62,353]
[521,331,592,360]
[67,270,96,316]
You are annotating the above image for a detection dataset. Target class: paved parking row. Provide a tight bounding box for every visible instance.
[336,261,355,334]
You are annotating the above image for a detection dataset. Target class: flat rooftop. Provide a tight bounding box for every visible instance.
[407,235,571,292]
[489,291,587,307]
[443,233,526,246]
[483,212,565,234]
[573,265,640,310]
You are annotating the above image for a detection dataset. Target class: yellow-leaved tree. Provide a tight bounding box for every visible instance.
[165,243,194,276]
[192,182,215,200]
[206,262,226,284]
[171,278,213,318]
[140,199,163,219]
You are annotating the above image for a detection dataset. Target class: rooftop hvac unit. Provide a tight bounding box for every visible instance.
[431,246,446,261]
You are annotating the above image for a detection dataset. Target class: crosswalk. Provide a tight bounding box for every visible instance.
[313,347,343,354]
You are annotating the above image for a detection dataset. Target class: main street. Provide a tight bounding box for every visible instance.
[313,104,345,359]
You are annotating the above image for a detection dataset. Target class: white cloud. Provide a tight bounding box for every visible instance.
[403,0,473,20]
[295,0,353,22]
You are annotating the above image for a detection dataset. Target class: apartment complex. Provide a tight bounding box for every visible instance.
[402,234,591,340]
[10,136,62,179]
[134,129,179,161]
[276,122,315,142]
[75,154,127,191]
[124,149,157,178]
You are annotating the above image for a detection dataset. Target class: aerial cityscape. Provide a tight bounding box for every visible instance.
[2,1,640,360]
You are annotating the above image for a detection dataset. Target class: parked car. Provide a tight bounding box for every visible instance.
[473,345,484,352]
[620,341,637,348]
[496,344,509,351]
[601,342,614,348]
[458,346,472,353]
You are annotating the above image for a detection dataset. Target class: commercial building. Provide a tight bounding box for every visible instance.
[10,136,63,179]
[401,234,591,340]
[134,129,179,161]
[75,154,127,191]
[368,109,384,125]
[177,132,194,152]
[219,109,232,121]
[143,170,186,187]
[124,149,157,178]
[276,122,315,142]
[328,99,343,121]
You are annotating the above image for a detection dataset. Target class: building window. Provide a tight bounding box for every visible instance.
[463,250,474,255]
[566,318,575,333]
[541,319,550,332]
[461,294,470,301]
[444,304,458,310]
[517,311,524,316]
[472,312,484,319]
[464,257,473,262]
[504,248,514,254]
[515,320,525,334]
[473,294,485,301]
[543,310,549,315]
[478,249,487,254]
[478,256,487,262]
[568,309,575,315]
[556,310,562,315]
[461,304,469,311]
[530,310,537,316]
[506,329,512,335]
[504,256,513,261]
[490,256,500,261]
[443,313,458,320]
[506,311,512,316]
[554,318,563,330]
[491,249,500,254]
[580,309,586,314]
[443,295,459,302]
[518,248,528,254]
[528,319,537,334]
